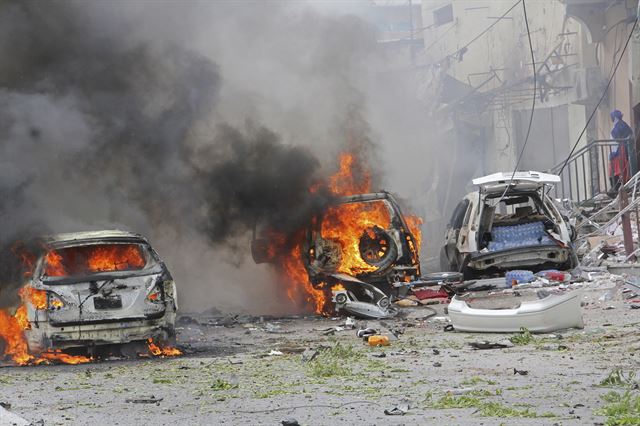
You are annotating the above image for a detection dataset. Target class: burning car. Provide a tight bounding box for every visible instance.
[303,192,420,292]
[440,171,577,278]
[253,191,421,317]
[12,230,177,357]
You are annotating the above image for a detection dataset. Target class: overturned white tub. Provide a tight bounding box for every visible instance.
[448,289,584,333]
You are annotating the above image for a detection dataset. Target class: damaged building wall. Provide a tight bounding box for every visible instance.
[419,1,596,202]
[421,0,640,206]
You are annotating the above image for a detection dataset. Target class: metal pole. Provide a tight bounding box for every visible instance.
[620,146,635,258]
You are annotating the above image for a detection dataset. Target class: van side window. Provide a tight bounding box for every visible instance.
[449,199,470,229]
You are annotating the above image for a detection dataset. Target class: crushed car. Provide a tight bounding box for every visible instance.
[440,171,578,279]
[18,230,177,354]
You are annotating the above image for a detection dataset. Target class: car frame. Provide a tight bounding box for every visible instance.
[19,230,177,354]
[302,192,421,295]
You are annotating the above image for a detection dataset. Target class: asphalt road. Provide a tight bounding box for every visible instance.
[1,279,639,426]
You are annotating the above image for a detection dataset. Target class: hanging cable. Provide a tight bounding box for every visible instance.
[495,0,536,205]
[557,17,639,176]
[424,0,522,67]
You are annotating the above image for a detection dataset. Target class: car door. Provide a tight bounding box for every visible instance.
[441,198,470,271]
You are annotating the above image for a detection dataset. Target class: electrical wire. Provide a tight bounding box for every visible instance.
[424,0,522,67]
[495,0,536,205]
[557,17,639,176]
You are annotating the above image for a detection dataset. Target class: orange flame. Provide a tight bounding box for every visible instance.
[321,201,391,275]
[272,151,422,315]
[35,350,92,365]
[0,286,92,366]
[0,309,33,365]
[281,245,328,314]
[45,244,145,277]
[329,152,371,196]
[146,338,182,357]
[18,287,47,310]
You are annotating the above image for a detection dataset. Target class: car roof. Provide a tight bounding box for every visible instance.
[42,230,148,246]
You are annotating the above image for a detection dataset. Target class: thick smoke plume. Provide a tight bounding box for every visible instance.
[0,2,343,309]
[0,1,434,314]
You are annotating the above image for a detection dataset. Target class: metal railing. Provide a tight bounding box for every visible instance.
[547,138,635,204]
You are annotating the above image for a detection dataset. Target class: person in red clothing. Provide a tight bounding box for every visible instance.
[609,110,634,191]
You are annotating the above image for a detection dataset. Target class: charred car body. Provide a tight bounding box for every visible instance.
[20,230,177,353]
[303,192,420,291]
[441,172,577,278]
[253,192,420,318]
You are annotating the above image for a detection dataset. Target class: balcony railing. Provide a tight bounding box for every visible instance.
[547,138,635,204]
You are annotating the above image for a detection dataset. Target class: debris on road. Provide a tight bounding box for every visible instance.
[301,348,319,362]
[125,396,163,404]
[367,335,390,346]
[384,402,410,416]
[469,340,514,350]
[0,403,30,426]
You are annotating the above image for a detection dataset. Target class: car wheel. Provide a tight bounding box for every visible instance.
[358,225,398,270]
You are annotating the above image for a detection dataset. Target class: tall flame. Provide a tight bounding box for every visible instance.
[0,287,93,366]
[273,151,422,315]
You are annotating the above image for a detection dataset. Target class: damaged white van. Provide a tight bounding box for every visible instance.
[20,230,177,354]
[440,171,577,278]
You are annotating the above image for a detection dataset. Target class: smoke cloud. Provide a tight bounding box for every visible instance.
[0,1,442,313]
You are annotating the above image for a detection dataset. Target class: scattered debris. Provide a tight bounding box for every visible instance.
[0,403,29,426]
[301,349,319,363]
[367,335,390,346]
[356,328,377,340]
[126,396,163,404]
[343,317,356,329]
[384,402,409,416]
[265,323,287,334]
[513,368,529,376]
[281,418,300,426]
[469,340,514,350]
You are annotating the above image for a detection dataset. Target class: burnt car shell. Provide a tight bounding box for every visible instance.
[21,230,177,353]
[302,192,420,295]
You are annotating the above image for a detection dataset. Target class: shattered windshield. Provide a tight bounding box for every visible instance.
[43,243,153,278]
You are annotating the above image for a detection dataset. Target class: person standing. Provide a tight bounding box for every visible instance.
[609,109,634,191]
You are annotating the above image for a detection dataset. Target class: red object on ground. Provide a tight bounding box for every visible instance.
[412,288,449,300]
[542,271,570,282]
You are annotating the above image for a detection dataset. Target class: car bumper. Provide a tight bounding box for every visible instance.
[468,245,572,271]
[448,289,584,333]
[25,312,176,352]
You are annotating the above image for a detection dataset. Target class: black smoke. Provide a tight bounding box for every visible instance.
[0,1,332,306]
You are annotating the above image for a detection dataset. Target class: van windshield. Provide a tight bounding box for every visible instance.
[43,243,152,278]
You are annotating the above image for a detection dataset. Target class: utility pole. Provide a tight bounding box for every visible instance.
[620,142,635,260]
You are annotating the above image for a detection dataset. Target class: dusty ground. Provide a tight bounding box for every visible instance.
[1,282,640,426]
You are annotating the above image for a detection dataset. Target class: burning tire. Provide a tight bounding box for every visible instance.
[358,225,397,270]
